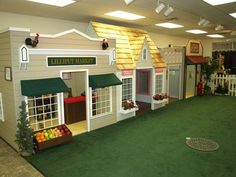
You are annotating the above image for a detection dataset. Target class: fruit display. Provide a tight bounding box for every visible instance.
[34,124,72,151]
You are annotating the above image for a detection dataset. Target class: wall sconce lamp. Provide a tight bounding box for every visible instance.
[155,0,165,14]
[164,4,174,16]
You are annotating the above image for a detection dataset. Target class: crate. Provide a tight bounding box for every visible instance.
[34,124,72,151]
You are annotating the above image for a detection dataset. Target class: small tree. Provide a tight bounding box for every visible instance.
[15,101,34,155]
[202,57,219,94]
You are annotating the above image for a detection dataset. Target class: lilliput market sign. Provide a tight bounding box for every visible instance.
[47,56,96,66]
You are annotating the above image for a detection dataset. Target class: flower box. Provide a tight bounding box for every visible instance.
[121,100,138,114]
[33,124,72,151]
[120,107,139,114]
[153,98,168,104]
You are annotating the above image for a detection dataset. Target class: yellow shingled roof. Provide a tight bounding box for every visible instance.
[91,21,166,69]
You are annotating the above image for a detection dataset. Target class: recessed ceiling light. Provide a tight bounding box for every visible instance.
[207,34,224,38]
[27,0,75,7]
[202,0,236,6]
[155,22,183,29]
[229,12,236,18]
[186,29,207,34]
[105,11,145,20]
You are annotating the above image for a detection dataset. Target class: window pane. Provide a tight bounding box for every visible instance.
[27,94,59,131]
[92,88,111,117]
[155,74,163,94]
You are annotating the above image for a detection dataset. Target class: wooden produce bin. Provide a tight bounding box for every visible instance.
[34,124,72,151]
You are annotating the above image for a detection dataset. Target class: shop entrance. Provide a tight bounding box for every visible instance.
[61,70,89,136]
[135,69,152,115]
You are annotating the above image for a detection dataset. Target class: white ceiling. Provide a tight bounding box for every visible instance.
[0,0,236,39]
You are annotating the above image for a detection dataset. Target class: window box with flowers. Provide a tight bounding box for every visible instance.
[153,93,168,104]
[120,99,139,114]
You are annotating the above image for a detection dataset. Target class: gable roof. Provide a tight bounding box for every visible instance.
[91,21,166,69]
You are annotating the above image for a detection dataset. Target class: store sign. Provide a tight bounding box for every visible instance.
[47,56,96,66]
[122,70,133,76]
[155,68,164,73]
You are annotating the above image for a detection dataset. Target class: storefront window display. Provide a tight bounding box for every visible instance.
[92,87,111,117]
[27,94,59,131]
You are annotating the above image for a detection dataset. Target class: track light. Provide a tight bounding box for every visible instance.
[198,18,207,26]
[124,0,135,5]
[155,0,165,14]
[215,24,224,31]
[164,5,174,16]
[202,20,210,27]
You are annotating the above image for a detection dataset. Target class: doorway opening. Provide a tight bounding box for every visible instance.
[136,69,152,115]
[61,70,89,136]
[185,65,196,98]
[168,65,181,103]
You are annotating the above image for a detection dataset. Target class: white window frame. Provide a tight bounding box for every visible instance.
[91,87,112,119]
[25,93,60,131]
[0,93,4,122]
[122,77,133,102]
[155,73,164,94]
[142,47,148,60]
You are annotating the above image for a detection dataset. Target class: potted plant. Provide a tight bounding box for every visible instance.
[15,101,34,156]
[202,57,219,95]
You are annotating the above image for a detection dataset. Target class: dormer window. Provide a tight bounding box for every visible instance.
[142,47,147,60]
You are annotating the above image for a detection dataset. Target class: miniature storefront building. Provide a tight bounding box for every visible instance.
[160,47,185,100]
[89,22,167,118]
[185,40,207,98]
[0,27,121,149]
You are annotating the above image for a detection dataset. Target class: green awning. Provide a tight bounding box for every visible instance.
[21,77,69,96]
[89,73,122,89]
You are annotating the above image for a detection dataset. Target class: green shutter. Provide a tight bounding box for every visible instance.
[21,78,69,96]
[89,74,122,89]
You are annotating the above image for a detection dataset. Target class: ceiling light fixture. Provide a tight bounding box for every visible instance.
[186,29,207,34]
[105,11,145,20]
[207,34,224,38]
[229,12,236,19]
[202,0,236,6]
[215,24,224,31]
[164,5,174,16]
[155,22,183,29]
[27,0,75,7]
[124,0,135,5]
[155,0,165,14]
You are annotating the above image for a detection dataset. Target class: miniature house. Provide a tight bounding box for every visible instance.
[0,22,167,149]
[185,39,207,98]
[89,22,167,120]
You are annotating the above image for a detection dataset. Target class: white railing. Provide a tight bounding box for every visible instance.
[209,75,236,96]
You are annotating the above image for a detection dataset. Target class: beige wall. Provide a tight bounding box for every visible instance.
[0,31,18,149]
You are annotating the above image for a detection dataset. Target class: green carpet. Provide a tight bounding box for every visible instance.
[26,96,236,177]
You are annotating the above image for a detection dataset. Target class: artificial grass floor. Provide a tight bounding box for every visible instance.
[27,96,236,177]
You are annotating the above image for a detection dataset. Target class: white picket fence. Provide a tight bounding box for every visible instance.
[209,75,236,96]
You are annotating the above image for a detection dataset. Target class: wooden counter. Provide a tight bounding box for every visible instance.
[64,96,86,124]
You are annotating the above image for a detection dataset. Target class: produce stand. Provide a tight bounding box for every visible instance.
[34,124,72,151]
